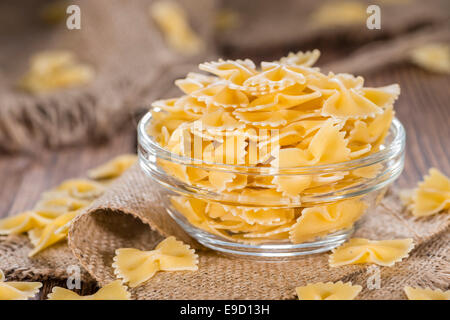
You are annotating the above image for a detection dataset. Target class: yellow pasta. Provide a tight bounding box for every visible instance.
[311,1,366,27]
[0,154,135,256]
[290,199,367,243]
[329,238,414,267]
[148,51,400,243]
[19,50,94,93]
[404,286,450,300]
[409,43,450,74]
[277,49,321,67]
[150,1,203,55]
[113,237,198,287]
[87,154,138,180]
[53,179,105,199]
[47,280,130,300]
[401,168,450,217]
[296,281,362,300]
[28,211,79,257]
[0,211,57,235]
[0,269,42,300]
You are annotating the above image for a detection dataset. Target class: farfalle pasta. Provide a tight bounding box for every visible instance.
[47,280,130,300]
[401,168,450,217]
[329,238,414,267]
[0,154,137,256]
[19,50,94,93]
[113,237,198,287]
[296,281,362,300]
[0,269,42,300]
[404,286,450,300]
[146,50,401,245]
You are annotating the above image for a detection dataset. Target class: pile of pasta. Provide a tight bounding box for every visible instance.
[148,50,400,244]
[0,155,137,257]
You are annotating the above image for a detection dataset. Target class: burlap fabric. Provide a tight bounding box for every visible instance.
[60,165,448,300]
[0,0,217,153]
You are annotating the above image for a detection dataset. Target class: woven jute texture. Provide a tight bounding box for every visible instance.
[0,235,93,282]
[0,0,216,153]
[65,165,449,300]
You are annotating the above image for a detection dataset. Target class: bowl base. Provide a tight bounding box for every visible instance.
[167,206,353,260]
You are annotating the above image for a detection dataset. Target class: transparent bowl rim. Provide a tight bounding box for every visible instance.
[138,110,406,175]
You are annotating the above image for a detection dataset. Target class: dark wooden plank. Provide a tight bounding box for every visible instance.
[0,65,449,299]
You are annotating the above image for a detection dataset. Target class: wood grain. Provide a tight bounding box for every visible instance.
[0,64,449,299]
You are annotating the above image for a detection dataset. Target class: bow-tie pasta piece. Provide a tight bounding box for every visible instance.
[318,75,385,119]
[243,62,313,95]
[113,237,198,287]
[0,211,57,235]
[53,179,105,199]
[409,43,450,74]
[170,196,216,232]
[225,206,295,226]
[195,106,245,132]
[242,222,295,239]
[150,1,203,55]
[310,1,366,27]
[362,84,400,109]
[236,84,321,112]
[48,280,130,300]
[290,199,367,243]
[87,154,137,180]
[296,281,362,300]
[207,171,247,192]
[0,269,42,300]
[401,168,450,217]
[34,196,90,214]
[19,50,94,94]
[192,83,249,109]
[404,287,450,300]
[258,119,326,151]
[28,211,79,257]
[272,175,312,198]
[234,108,320,128]
[276,49,321,67]
[199,59,257,90]
[175,72,219,94]
[271,120,350,167]
[238,188,294,206]
[349,105,394,149]
[329,238,414,267]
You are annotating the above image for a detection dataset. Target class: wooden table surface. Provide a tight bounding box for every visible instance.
[0,63,449,299]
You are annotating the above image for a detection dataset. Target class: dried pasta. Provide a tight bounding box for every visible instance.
[148,50,400,244]
[0,269,42,300]
[401,168,450,217]
[19,50,94,93]
[296,281,362,300]
[47,280,130,300]
[87,154,138,180]
[0,154,136,256]
[409,43,450,74]
[404,286,450,300]
[290,199,367,243]
[113,237,198,287]
[310,1,366,27]
[150,1,203,55]
[329,238,414,267]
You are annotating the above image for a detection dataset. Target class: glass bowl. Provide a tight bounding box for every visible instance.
[137,110,405,259]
